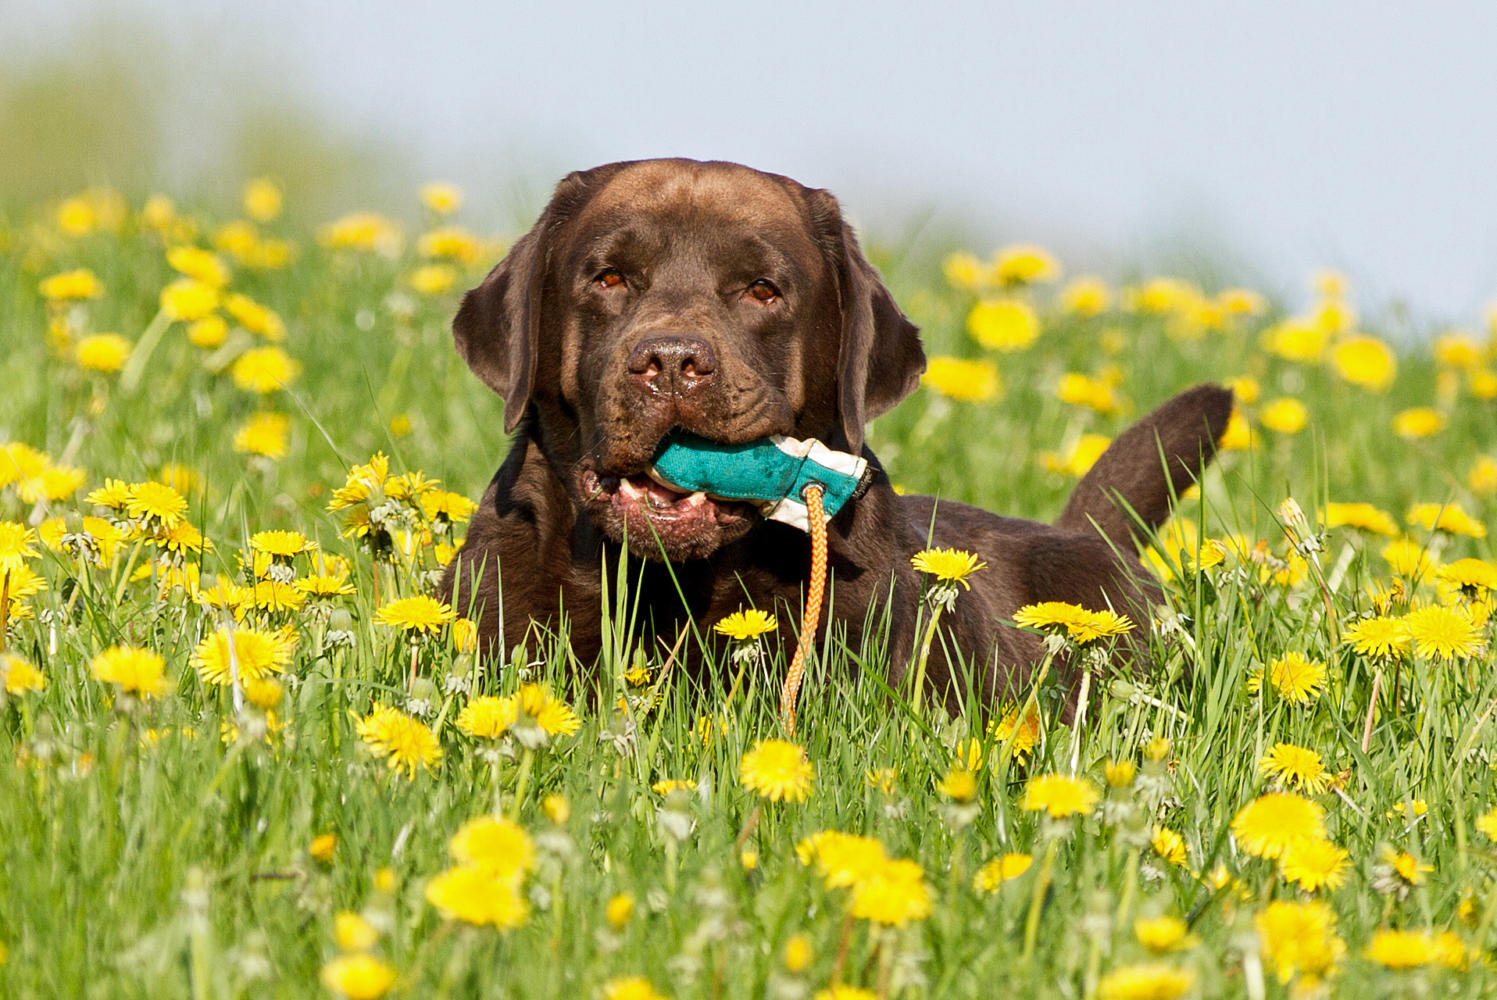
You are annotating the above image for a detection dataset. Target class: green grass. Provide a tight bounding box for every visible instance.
[2,189,1496,999]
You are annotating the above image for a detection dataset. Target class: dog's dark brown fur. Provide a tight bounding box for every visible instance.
[440,158,1232,704]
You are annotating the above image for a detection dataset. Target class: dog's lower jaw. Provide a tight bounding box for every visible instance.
[576,467,757,562]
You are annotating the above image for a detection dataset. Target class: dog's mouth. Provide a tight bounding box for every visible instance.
[579,465,758,560]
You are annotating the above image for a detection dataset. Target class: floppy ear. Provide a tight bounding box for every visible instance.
[808,190,926,452]
[453,166,615,432]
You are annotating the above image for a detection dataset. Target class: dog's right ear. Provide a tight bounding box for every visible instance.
[453,166,614,432]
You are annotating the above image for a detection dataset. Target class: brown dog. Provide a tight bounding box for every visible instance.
[440,158,1232,705]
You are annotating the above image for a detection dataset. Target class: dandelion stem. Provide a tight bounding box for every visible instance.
[830,910,856,986]
[1022,837,1058,962]
[1069,666,1092,775]
[0,570,9,653]
[733,803,763,856]
[910,605,944,715]
[1361,667,1382,753]
[510,746,535,818]
[120,308,171,393]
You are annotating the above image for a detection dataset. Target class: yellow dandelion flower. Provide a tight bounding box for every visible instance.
[1323,501,1398,536]
[605,892,634,929]
[1022,773,1100,818]
[356,704,441,778]
[166,245,231,288]
[309,832,337,863]
[1248,652,1327,704]
[922,355,1001,403]
[419,182,462,215]
[249,529,315,558]
[713,608,778,640]
[967,297,1040,352]
[1231,792,1325,859]
[935,765,978,802]
[989,702,1042,760]
[813,988,873,1000]
[973,852,1033,892]
[230,346,300,394]
[1382,537,1435,579]
[1039,432,1112,477]
[191,626,296,685]
[224,293,287,341]
[333,911,378,952]
[1392,407,1445,439]
[457,694,519,739]
[651,778,695,796]
[74,333,131,374]
[425,864,529,928]
[419,490,478,524]
[374,595,457,635]
[159,278,220,321]
[910,547,986,588]
[783,933,813,972]
[517,683,582,738]
[1279,837,1350,892]
[187,314,229,348]
[449,815,536,880]
[601,976,667,1000]
[1126,277,1197,315]
[991,244,1059,286]
[1259,742,1331,793]
[1259,397,1308,434]
[1404,604,1485,661]
[1060,276,1112,316]
[245,579,306,613]
[244,676,284,711]
[1134,916,1192,953]
[1382,848,1432,886]
[740,738,814,803]
[1470,455,1497,495]
[1013,601,1133,644]
[1331,335,1398,391]
[1437,557,1497,596]
[39,268,105,301]
[319,953,396,999]
[418,226,483,264]
[1407,501,1486,539]
[849,857,932,926]
[242,177,283,222]
[407,264,457,296]
[125,480,188,527]
[232,412,290,460]
[942,251,985,290]
[90,645,171,698]
[1262,318,1330,362]
[0,522,39,575]
[320,212,402,254]
[1342,615,1411,661]
[1056,372,1121,414]
[2,653,46,695]
[451,617,478,652]
[1476,808,1497,842]
[1216,287,1266,316]
[1096,962,1192,1000]
[1364,929,1435,969]
[1256,900,1345,983]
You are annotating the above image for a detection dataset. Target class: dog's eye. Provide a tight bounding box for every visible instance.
[594,269,626,290]
[745,279,780,304]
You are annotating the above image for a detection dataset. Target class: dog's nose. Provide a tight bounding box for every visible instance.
[626,336,716,392]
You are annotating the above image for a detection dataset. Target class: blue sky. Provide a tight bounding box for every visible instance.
[9,0,1497,326]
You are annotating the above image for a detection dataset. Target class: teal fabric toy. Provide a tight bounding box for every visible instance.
[649,433,871,533]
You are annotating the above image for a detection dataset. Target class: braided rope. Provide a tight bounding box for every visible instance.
[780,483,827,736]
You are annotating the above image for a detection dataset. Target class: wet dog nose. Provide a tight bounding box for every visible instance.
[626,336,716,392]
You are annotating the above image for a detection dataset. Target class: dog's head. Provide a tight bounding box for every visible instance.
[453,159,925,560]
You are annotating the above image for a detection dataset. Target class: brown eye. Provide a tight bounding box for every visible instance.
[746,279,780,303]
[595,269,625,290]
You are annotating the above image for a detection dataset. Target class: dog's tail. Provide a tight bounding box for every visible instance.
[1055,383,1234,551]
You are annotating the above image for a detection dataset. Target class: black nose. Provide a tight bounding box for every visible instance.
[626,335,716,392]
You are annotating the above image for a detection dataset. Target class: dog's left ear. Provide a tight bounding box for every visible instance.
[808,189,926,452]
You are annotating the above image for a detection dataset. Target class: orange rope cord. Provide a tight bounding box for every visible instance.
[780,483,827,736]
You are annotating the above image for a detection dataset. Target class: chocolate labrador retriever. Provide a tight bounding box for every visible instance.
[440,158,1231,705]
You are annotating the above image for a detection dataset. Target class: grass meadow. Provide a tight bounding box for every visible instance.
[3,181,1497,999]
